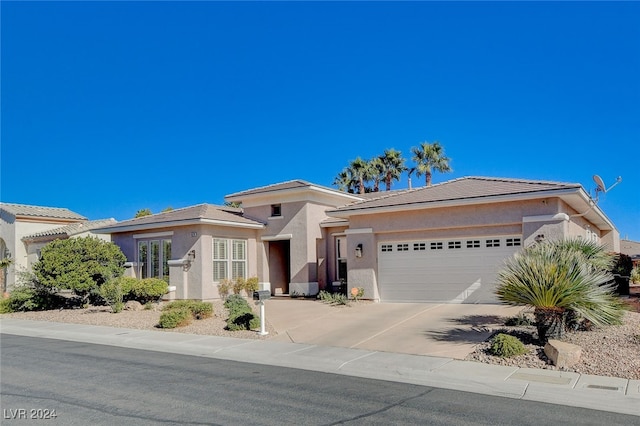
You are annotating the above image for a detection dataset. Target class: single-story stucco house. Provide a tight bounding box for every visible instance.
[93,176,620,304]
[0,202,115,292]
[620,239,640,266]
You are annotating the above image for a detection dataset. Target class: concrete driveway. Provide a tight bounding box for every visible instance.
[265,298,523,359]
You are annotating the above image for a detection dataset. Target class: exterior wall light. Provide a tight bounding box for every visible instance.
[187,250,196,263]
[534,234,545,243]
[355,244,363,258]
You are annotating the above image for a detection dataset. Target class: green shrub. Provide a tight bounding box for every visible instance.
[162,300,213,319]
[33,236,126,302]
[611,253,633,277]
[318,291,349,306]
[128,278,168,304]
[489,333,527,357]
[318,290,332,302]
[0,297,14,313]
[224,294,248,312]
[227,311,260,331]
[496,238,625,342]
[222,294,259,331]
[158,308,192,328]
[99,279,125,313]
[0,273,66,313]
[188,301,213,319]
[630,265,640,284]
[504,312,534,327]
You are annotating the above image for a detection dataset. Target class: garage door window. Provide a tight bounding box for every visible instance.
[467,240,480,248]
[430,242,443,250]
[413,243,426,251]
[448,241,462,249]
[486,239,500,247]
[506,238,522,247]
[381,244,393,252]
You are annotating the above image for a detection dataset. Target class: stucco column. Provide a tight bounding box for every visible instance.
[346,228,379,302]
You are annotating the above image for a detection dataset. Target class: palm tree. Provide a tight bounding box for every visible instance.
[378,149,407,191]
[348,157,373,194]
[411,141,452,186]
[369,157,384,192]
[495,238,625,342]
[333,168,355,193]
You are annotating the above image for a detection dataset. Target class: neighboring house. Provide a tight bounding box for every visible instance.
[21,218,117,268]
[620,239,640,266]
[0,202,113,292]
[94,176,620,304]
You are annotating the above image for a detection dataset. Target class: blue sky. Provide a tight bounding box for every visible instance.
[2,1,639,241]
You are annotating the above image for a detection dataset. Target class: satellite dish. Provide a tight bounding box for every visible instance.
[593,175,606,193]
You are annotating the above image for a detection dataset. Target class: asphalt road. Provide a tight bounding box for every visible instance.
[1,334,636,425]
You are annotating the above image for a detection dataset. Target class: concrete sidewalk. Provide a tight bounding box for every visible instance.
[1,317,638,417]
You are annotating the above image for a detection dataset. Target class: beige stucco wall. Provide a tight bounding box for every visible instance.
[0,213,81,291]
[339,197,618,301]
[112,224,260,301]
[244,200,336,294]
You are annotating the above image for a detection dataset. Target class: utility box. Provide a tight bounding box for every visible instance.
[253,290,271,301]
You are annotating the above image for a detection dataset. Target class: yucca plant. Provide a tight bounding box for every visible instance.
[495,238,626,342]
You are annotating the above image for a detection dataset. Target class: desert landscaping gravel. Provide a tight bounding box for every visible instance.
[465,310,640,380]
[2,300,638,380]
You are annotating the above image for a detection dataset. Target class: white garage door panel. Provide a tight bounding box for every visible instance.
[378,237,520,303]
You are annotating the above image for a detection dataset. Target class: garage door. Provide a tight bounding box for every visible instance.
[378,236,522,303]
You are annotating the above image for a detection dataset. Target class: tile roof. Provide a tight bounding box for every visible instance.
[0,202,87,220]
[331,177,582,212]
[225,179,360,201]
[22,219,117,240]
[95,204,264,231]
[620,239,640,256]
[226,180,316,198]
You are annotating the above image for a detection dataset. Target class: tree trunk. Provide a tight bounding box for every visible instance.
[534,308,567,343]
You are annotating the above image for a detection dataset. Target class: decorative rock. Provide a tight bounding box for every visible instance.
[544,339,582,368]
[124,301,143,311]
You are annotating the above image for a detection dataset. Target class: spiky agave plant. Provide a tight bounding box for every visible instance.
[495,239,625,342]
[550,237,617,272]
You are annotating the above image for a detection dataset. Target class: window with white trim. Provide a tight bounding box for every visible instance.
[430,242,443,250]
[213,238,247,282]
[397,243,409,252]
[137,238,172,282]
[381,244,393,252]
[448,241,462,249]
[336,237,347,281]
[413,243,426,251]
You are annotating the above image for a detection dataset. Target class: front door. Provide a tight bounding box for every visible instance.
[268,240,290,295]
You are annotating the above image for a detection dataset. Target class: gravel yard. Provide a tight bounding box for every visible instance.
[465,310,640,380]
[2,293,639,380]
[0,300,276,341]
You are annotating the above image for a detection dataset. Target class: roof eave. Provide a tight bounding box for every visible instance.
[226,185,362,204]
[326,186,618,233]
[93,218,265,234]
